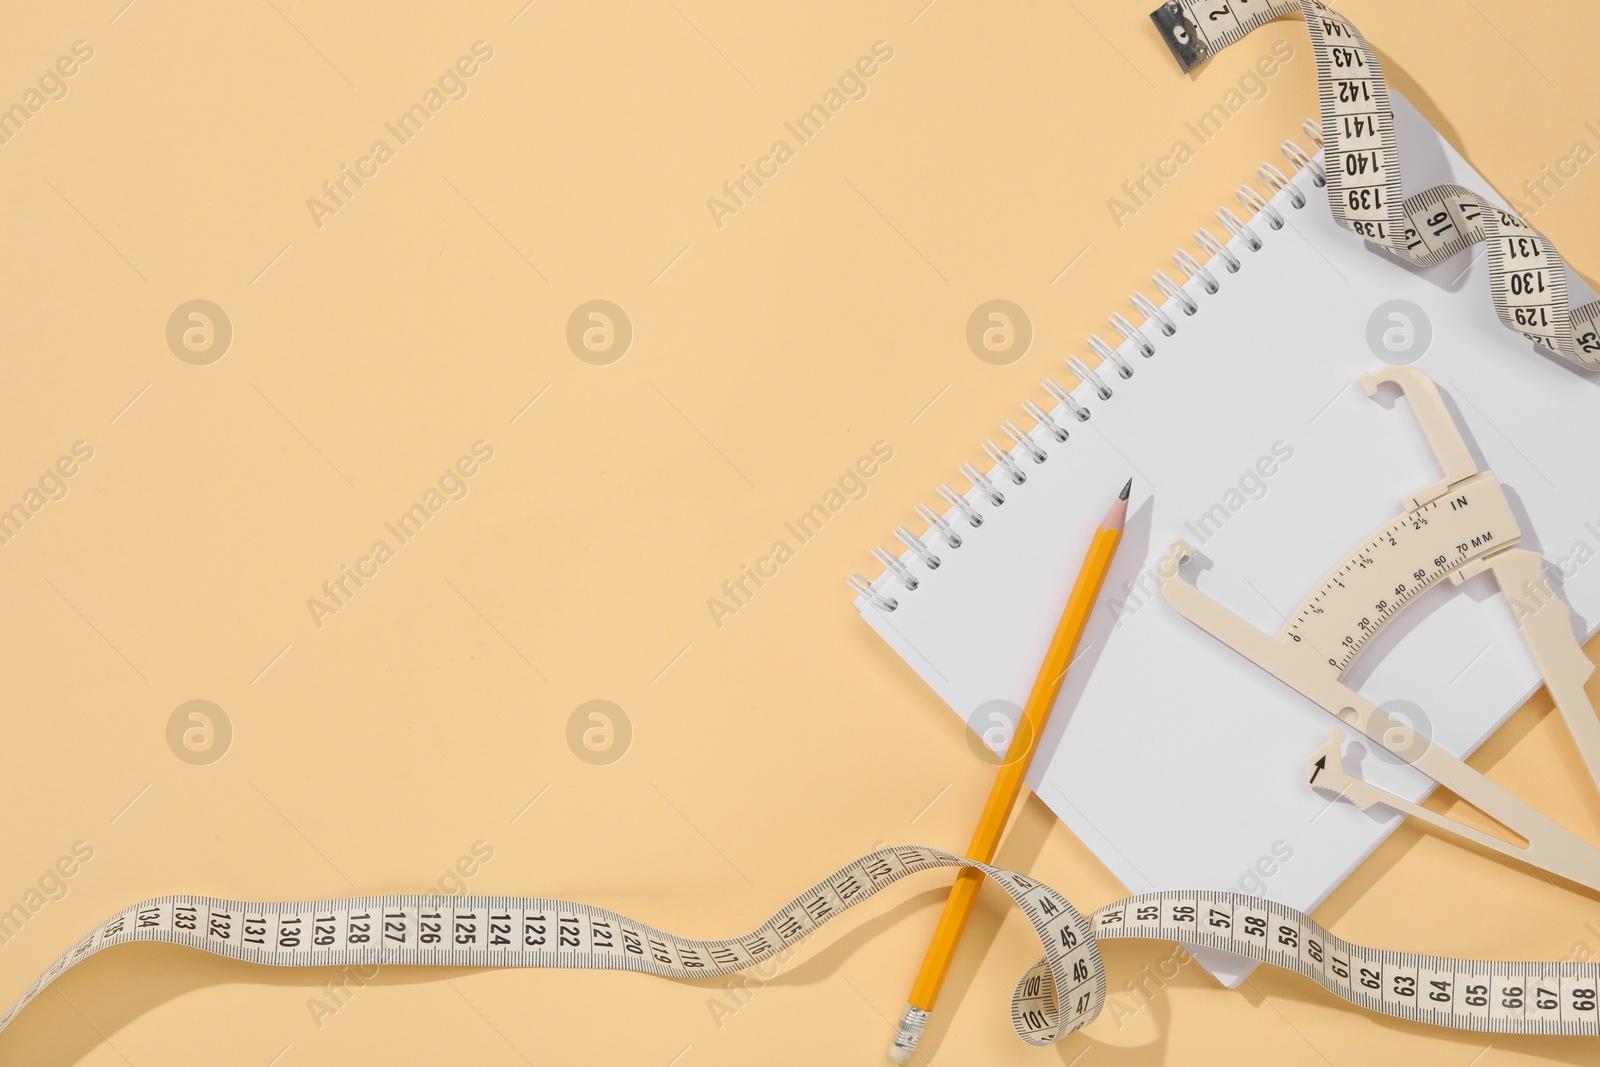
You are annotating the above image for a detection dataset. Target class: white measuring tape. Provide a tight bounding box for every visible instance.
[10,4,1600,1055]
[1150,0,1600,368]
[7,844,1600,1048]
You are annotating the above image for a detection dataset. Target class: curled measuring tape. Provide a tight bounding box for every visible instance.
[1149,0,1600,368]
[9,844,1600,1050]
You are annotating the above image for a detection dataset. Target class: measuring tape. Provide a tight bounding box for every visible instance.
[0,846,1097,1049]
[9,6,1600,1055]
[7,843,1600,1048]
[1150,0,1600,369]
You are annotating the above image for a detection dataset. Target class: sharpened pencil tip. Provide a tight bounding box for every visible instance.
[1104,481,1130,531]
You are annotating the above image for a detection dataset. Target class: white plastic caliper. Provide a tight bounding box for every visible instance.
[1160,364,1600,890]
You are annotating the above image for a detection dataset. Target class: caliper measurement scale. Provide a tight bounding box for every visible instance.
[1162,364,1600,890]
[11,399,1600,1051]
[15,1,1600,1051]
[1289,471,1516,675]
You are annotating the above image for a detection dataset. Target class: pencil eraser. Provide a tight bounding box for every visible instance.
[888,1003,927,1064]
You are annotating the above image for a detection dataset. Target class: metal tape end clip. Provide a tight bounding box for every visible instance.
[1149,2,1206,73]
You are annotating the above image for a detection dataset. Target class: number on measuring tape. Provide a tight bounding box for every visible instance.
[8,849,1600,1047]
[12,1,1600,1053]
[1149,0,1600,369]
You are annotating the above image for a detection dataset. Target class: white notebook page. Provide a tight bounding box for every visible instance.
[856,91,1600,985]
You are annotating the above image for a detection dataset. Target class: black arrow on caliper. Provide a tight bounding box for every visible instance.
[1309,755,1326,784]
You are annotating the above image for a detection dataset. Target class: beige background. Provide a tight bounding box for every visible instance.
[2,0,1598,1063]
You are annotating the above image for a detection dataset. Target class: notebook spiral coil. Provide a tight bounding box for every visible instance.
[848,129,1322,614]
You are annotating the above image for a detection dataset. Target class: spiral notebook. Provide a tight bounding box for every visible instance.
[853,90,1600,986]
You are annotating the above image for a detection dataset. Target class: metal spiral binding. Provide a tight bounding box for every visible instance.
[1281,140,1324,187]
[1216,207,1262,251]
[1172,248,1219,294]
[915,502,962,547]
[1043,378,1091,423]
[1109,313,1156,357]
[1003,419,1049,463]
[1022,399,1070,443]
[871,546,918,590]
[938,483,984,527]
[1259,163,1306,208]
[1129,291,1176,336]
[850,131,1323,609]
[961,463,1006,505]
[847,574,897,611]
[894,526,941,569]
[1065,357,1114,401]
[1153,268,1199,315]
[1085,336,1134,379]
[1237,183,1283,229]
[1195,227,1240,273]
[982,440,1028,485]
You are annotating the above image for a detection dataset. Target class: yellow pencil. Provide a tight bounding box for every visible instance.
[889,478,1131,1064]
